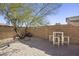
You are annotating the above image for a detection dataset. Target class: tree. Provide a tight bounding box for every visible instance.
[0,3,61,39]
[0,3,33,38]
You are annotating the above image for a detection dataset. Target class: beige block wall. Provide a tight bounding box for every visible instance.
[27,25,79,44]
[0,25,79,44]
[0,25,15,39]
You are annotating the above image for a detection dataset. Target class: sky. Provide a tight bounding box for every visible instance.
[47,3,79,25]
[0,3,79,25]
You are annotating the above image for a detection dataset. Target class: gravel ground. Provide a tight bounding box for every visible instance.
[0,37,79,56]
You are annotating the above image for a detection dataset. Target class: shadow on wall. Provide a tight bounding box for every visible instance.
[19,37,79,56]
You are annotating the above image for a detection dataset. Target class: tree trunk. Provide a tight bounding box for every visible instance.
[13,24,32,40]
[13,24,21,40]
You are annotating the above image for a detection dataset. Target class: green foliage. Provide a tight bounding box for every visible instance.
[0,3,61,39]
[0,3,61,27]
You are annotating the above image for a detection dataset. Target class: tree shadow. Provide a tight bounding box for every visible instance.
[19,37,79,56]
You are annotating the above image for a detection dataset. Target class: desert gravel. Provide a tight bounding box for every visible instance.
[0,37,79,56]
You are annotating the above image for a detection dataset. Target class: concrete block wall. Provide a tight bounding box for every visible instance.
[0,25,15,39]
[0,25,79,44]
[27,25,79,44]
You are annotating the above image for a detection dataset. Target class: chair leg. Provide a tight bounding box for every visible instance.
[53,39,55,46]
[53,37,60,47]
[49,35,53,42]
[68,37,70,46]
[61,38,64,46]
[58,38,60,47]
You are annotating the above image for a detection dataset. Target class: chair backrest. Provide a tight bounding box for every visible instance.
[53,32,64,40]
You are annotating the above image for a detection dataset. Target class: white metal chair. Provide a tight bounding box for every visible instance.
[49,35,53,42]
[49,32,70,47]
[53,32,64,46]
[62,36,70,46]
[53,37,60,47]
